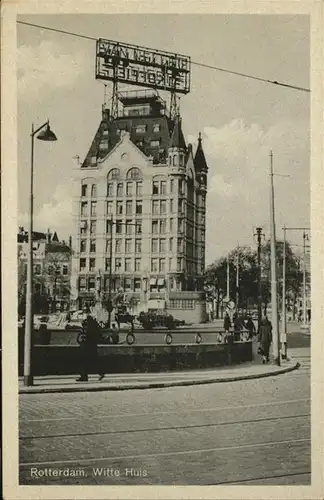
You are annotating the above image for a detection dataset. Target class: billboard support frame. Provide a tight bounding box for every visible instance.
[95,38,191,118]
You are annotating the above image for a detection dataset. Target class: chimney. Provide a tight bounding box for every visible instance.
[69,235,72,249]
[47,228,51,243]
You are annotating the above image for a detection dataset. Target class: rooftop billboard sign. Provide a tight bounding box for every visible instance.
[96,39,191,94]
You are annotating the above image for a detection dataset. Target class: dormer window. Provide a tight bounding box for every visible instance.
[153,124,160,133]
[99,139,109,150]
[135,124,147,133]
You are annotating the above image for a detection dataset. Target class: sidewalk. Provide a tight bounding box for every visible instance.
[19,358,299,394]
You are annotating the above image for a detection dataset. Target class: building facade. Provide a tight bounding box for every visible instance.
[18,229,72,315]
[71,90,208,321]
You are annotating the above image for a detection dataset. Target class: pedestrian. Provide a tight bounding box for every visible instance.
[76,314,105,382]
[245,316,256,339]
[233,313,243,341]
[223,312,231,333]
[307,308,311,323]
[258,316,272,364]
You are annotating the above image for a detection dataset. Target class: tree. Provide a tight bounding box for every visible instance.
[228,246,259,309]
[205,246,259,318]
[260,240,304,319]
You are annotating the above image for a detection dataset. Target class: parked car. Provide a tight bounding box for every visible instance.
[137,310,177,330]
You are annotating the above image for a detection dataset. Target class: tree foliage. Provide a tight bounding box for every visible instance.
[205,240,305,319]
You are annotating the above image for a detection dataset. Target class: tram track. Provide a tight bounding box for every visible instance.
[207,470,311,485]
[20,397,310,422]
[20,412,310,441]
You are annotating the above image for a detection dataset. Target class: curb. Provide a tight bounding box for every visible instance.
[19,360,300,395]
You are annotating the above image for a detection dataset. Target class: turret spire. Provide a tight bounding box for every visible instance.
[169,115,186,150]
[194,131,208,172]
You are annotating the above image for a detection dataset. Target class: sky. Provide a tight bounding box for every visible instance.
[17,14,310,264]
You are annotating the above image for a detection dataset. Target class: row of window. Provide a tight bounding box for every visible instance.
[79,218,186,236]
[169,299,195,310]
[79,257,184,273]
[134,123,161,133]
[79,237,184,255]
[81,199,187,218]
[81,177,194,199]
[80,220,143,236]
[79,276,144,292]
[78,277,190,294]
[32,263,69,276]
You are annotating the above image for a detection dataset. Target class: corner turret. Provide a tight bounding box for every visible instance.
[168,115,186,169]
[194,132,208,190]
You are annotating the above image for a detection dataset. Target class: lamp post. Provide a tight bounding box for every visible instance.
[24,121,57,387]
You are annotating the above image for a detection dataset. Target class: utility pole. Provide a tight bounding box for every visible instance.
[283,227,310,329]
[226,256,230,300]
[281,226,287,358]
[235,251,239,309]
[269,150,280,366]
[107,216,113,328]
[254,227,264,333]
[302,231,309,327]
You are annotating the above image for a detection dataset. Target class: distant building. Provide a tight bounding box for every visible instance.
[71,90,208,323]
[18,228,72,315]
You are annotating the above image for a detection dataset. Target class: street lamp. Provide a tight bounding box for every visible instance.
[24,121,57,387]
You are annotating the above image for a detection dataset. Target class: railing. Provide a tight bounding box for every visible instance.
[123,328,251,346]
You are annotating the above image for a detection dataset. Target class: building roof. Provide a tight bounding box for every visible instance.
[17,229,61,244]
[194,132,208,172]
[81,101,178,167]
[17,230,47,243]
[169,115,186,150]
[45,242,71,254]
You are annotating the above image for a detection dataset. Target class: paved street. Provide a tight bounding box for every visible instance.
[19,332,310,485]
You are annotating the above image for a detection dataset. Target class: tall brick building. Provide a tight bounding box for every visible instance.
[71,90,208,322]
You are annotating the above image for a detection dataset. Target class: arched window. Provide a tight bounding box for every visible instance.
[81,177,95,197]
[173,155,177,166]
[107,168,121,180]
[126,167,142,180]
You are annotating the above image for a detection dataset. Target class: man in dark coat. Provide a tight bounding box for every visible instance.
[258,316,272,363]
[245,316,256,339]
[223,312,231,333]
[76,315,105,382]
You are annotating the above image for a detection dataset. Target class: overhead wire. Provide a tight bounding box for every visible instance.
[17,20,310,93]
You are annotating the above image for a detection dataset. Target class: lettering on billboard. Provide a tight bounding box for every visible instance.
[96,39,191,94]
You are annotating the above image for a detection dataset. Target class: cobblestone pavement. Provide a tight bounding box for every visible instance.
[19,338,311,486]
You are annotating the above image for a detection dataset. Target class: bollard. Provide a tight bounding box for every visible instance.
[226,333,234,365]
